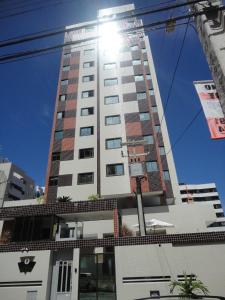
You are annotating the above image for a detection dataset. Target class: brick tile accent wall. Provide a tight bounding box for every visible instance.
[122,76,134,84]
[123,93,137,102]
[65,100,76,110]
[124,113,140,123]
[120,61,132,68]
[61,150,74,161]
[50,161,60,177]
[61,138,74,151]
[65,110,76,118]
[63,117,75,130]
[63,129,75,138]
[67,84,78,94]
[126,122,142,136]
[1,232,225,252]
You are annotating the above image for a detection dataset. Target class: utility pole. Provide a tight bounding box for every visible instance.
[190,0,225,115]
[122,140,149,236]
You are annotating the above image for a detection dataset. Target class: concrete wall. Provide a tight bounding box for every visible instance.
[0,250,51,300]
[115,243,225,300]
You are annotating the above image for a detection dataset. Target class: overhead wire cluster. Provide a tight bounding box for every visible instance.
[0,0,222,154]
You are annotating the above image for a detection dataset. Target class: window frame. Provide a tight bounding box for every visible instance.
[79,148,94,159]
[59,94,67,102]
[106,163,124,176]
[104,63,116,70]
[61,79,69,86]
[49,176,58,186]
[77,172,94,184]
[105,115,121,126]
[146,161,158,172]
[80,126,94,136]
[62,65,70,72]
[140,112,150,121]
[105,138,122,149]
[84,49,95,56]
[54,130,63,141]
[104,95,119,105]
[83,61,94,68]
[104,78,118,87]
[82,90,94,98]
[82,75,94,82]
[143,135,154,145]
[137,92,146,101]
[81,107,94,116]
[134,75,144,82]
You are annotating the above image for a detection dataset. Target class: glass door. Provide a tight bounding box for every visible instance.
[79,254,116,300]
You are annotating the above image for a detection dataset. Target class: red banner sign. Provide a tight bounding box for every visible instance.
[194,81,225,139]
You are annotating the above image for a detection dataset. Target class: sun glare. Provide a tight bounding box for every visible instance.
[99,22,122,57]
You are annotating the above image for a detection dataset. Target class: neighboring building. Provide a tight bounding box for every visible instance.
[0,161,35,206]
[0,4,225,300]
[180,183,225,229]
[192,0,225,115]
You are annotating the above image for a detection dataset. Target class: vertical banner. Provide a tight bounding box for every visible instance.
[194,80,225,139]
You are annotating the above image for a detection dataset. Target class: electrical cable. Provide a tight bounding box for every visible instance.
[0,0,58,14]
[0,0,207,48]
[162,108,202,162]
[156,17,190,143]
[0,20,194,65]
[0,5,223,63]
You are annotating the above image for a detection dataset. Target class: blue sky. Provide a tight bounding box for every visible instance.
[0,0,224,204]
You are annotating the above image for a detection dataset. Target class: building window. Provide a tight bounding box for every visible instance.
[144,60,148,66]
[143,135,154,144]
[214,204,222,209]
[81,107,94,116]
[159,146,166,155]
[142,48,147,53]
[85,26,95,32]
[132,60,141,65]
[79,148,94,159]
[64,53,71,59]
[80,126,94,136]
[106,164,124,176]
[146,161,158,172]
[163,171,170,180]
[52,152,61,161]
[82,75,94,82]
[155,125,161,133]
[77,172,94,184]
[106,138,122,149]
[83,61,94,68]
[55,131,63,141]
[149,89,154,96]
[216,212,224,218]
[104,95,119,105]
[137,92,146,100]
[49,176,58,186]
[59,94,67,102]
[104,78,118,86]
[82,90,94,98]
[104,63,116,70]
[62,65,70,72]
[105,115,121,125]
[146,74,151,80]
[57,111,65,119]
[84,49,95,55]
[61,79,68,86]
[140,112,150,121]
[152,106,158,113]
[134,75,144,82]
[130,45,139,51]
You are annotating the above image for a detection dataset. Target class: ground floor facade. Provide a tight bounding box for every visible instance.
[0,239,225,300]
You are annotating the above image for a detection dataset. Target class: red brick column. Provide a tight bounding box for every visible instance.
[113,208,119,238]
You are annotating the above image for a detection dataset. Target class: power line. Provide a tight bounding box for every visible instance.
[162,108,203,160]
[0,0,206,48]
[0,0,56,14]
[156,17,190,142]
[0,21,193,65]
[0,5,224,63]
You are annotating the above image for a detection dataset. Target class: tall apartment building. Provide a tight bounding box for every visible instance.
[0,161,35,207]
[0,4,225,300]
[180,183,225,229]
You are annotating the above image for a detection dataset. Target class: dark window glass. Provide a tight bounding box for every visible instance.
[146,161,158,172]
[61,79,68,86]
[52,152,61,161]
[55,131,63,141]
[104,78,118,86]
[83,61,94,68]
[79,148,94,159]
[49,176,58,186]
[140,112,150,121]
[82,75,94,82]
[78,172,94,184]
[59,94,67,101]
[106,164,124,176]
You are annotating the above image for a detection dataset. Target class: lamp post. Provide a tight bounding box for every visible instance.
[122,140,149,236]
